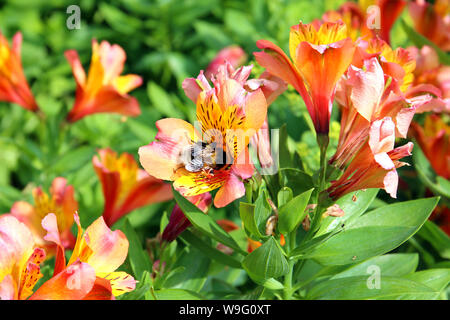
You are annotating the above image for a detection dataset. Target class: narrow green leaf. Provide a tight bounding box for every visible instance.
[413,141,450,198]
[403,269,450,292]
[278,188,313,234]
[173,189,246,255]
[153,288,205,300]
[121,219,152,280]
[307,276,438,300]
[418,221,450,259]
[180,230,242,268]
[331,253,419,280]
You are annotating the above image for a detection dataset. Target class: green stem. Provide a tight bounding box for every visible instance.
[306,134,329,240]
[283,259,295,300]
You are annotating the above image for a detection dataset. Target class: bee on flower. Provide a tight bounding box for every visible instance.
[139,67,268,207]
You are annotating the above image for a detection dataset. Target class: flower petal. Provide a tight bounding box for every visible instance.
[29,261,96,300]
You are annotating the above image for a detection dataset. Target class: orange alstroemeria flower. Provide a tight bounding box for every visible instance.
[407,45,450,113]
[65,40,143,122]
[321,0,406,44]
[139,74,268,207]
[0,31,38,112]
[31,213,136,300]
[183,62,287,172]
[331,56,416,169]
[9,177,77,257]
[93,148,173,227]
[409,0,450,51]
[360,38,447,114]
[328,117,414,199]
[0,214,96,300]
[205,45,247,80]
[255,21,355,134]
[409,114,450,179]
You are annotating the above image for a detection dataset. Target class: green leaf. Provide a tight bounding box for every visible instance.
[290,229,343,259]
[279,124,292,169]
[163,246,210,292]
[120,271,152,300]
[302,198,439,265]
[331,253,419,280]
[51,146,95,174]
[403,269,450,293]
[180,230,242,268]
[173,189,246,255]
[120,219,152,280]
[418,221,450,259]
[277,187,293,207]
[153,288,205,300]
[401,19,450,65]
[317,189,379,236]
[278,188,313,234]
[413,142,450,198]
[147,82,183,118]
[239,191,272,239]
[307,276,438,300]
[279,168,314,196]
[262,278,284,290]
[242,237,289,282]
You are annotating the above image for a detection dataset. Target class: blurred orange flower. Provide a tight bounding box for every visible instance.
[65,40,142,122]
[9,177,77,257]
[0,32,38,112]
[205,45,247,80]
[409,114,450,179]
[409,0,450,51]
[321,0,406,44]
[93,148,173,227]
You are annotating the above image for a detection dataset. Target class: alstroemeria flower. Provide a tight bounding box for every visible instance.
[409,0,450,51]
[0,31,38,112]
[409,114,450,179]
[0,214,95,300]
[255,21,355,135]
[407,45,450,113]
[139,77,267,207]
[331,57,416,168]
[33,213,135,300]
[328,117,414,199]
[183,62,287,172]
[93,148,173,227]
[9,177,77,257]
[365,39,449,114]
[205,45,247,80]
[321,0,406,44]
[65,40,142,122]
[162,193,212,242]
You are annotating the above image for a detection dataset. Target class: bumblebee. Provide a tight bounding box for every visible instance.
[179,141,233,174]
